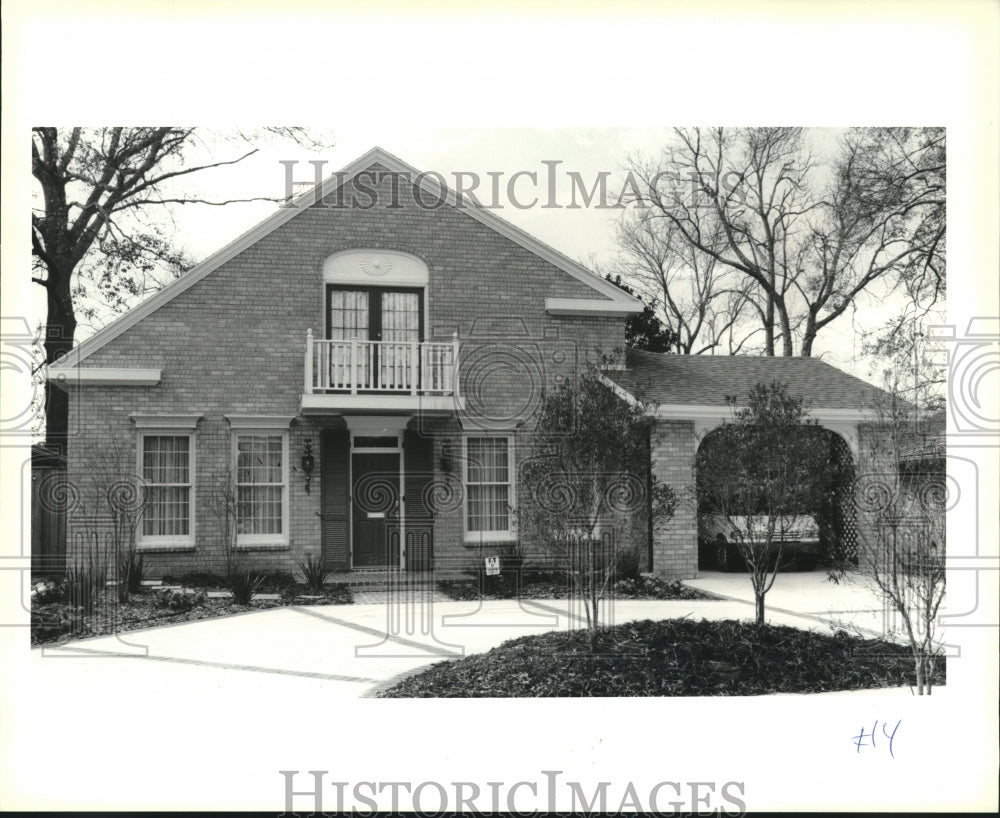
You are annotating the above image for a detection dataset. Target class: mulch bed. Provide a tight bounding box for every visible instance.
[437,574,718,602]
[378,618,945,697]
[31,585,353,647]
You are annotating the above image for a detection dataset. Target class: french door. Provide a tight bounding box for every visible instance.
[326,286,423,390]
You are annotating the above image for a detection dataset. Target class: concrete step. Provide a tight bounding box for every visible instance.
[326,571,468,589]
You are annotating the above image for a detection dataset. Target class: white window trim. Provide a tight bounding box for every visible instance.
[233,430,290,548]
[132,413,201,430]
[226,414,294,430]
[136,429,196,550]
[462,433,517,543]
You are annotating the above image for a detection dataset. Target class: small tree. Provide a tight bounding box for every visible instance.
[84,436,148,603]
[518,372,678,637]
[849,370,946,694]
[697,382,839,625]
[207,468,240,570]
[207,467,264,604]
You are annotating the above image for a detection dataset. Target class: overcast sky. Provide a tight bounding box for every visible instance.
[95,125,897,383]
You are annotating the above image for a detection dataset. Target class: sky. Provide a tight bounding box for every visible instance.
[57,125,897,384]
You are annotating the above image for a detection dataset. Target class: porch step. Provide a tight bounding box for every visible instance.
[327,570,468,589]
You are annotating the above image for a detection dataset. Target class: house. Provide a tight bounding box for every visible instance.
[47,147,884,580]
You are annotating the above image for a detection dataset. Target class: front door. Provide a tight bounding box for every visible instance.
[351,452,400,567]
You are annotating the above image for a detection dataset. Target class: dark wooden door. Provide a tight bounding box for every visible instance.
[351,452,400,567]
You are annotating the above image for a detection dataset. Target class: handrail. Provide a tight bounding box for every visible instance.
[305,333,459,395]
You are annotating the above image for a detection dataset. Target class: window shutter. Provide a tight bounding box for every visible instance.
[404,429,434,571]
[320,428,350,570]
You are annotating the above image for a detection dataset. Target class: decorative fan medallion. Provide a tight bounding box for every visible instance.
[360,255,393,277]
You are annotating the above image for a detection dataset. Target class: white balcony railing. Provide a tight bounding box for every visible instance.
[304,329,460,396]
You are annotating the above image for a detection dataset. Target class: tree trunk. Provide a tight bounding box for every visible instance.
[755,592,765,625]
[800,311,818,357]
[777,300,794,357]
[764,292,775,356]
[43,265,78,453]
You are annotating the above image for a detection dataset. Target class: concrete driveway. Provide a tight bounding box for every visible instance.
[9,583,933,811]
[684,568,898,639]
[25,573,897,702]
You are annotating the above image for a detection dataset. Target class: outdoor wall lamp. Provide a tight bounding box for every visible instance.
[301,440,315,494]
[441,441,455,473]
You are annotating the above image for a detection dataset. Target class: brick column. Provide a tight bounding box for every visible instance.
[650,419,698,579]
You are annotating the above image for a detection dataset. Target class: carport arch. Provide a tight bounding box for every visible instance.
[693,421,858,569]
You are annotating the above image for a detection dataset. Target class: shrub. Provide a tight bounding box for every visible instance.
[296,554,330,594]
[118,548,147,600]
[500,542,525,593]
[31,580,64,606]
[226,569,264,605]
[327,585,354,605]
[614,547,643,582]
[437,579,485,601]
[31,604,78,642]
[63,562,107,613]
[255,570,297,592]
[158,589,207,613]
[178,572,227,588]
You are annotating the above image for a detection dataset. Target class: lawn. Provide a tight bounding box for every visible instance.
[377,618,944,697]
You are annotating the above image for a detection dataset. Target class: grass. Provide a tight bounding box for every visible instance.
[377,618,945,697]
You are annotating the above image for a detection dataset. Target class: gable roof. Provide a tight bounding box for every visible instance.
[52,146,641,369]
[604,348,887,412]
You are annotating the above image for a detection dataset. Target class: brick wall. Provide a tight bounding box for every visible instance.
[649,419,698,579]
[65,166,627,576]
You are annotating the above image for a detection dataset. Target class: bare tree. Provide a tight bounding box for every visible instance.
[850,368,946,694]
[614,206,759,354]
[81,436,148,603]
[32,126,336,449]
[624,127,945,357]
[206,467,240,573]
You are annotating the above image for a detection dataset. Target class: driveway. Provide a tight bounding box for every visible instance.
[8,586,933,811]
[684,568,898,639]
[24,575,896,702]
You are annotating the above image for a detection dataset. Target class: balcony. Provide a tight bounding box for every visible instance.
[300,329,463,415]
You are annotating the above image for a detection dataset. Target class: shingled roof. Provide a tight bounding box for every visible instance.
[603,349,886,411]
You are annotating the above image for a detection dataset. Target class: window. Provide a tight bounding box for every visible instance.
[235,433,288,544]
[327,286,422,344]
[327,285,424,390]
[140,434,194,546]
[464,436,515,541]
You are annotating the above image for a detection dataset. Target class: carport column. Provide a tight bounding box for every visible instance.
[851,421,897,565]
[650,418,698,579]
[824,418,877,564]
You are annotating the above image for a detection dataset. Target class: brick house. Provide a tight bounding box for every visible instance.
[47,147,882,580]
